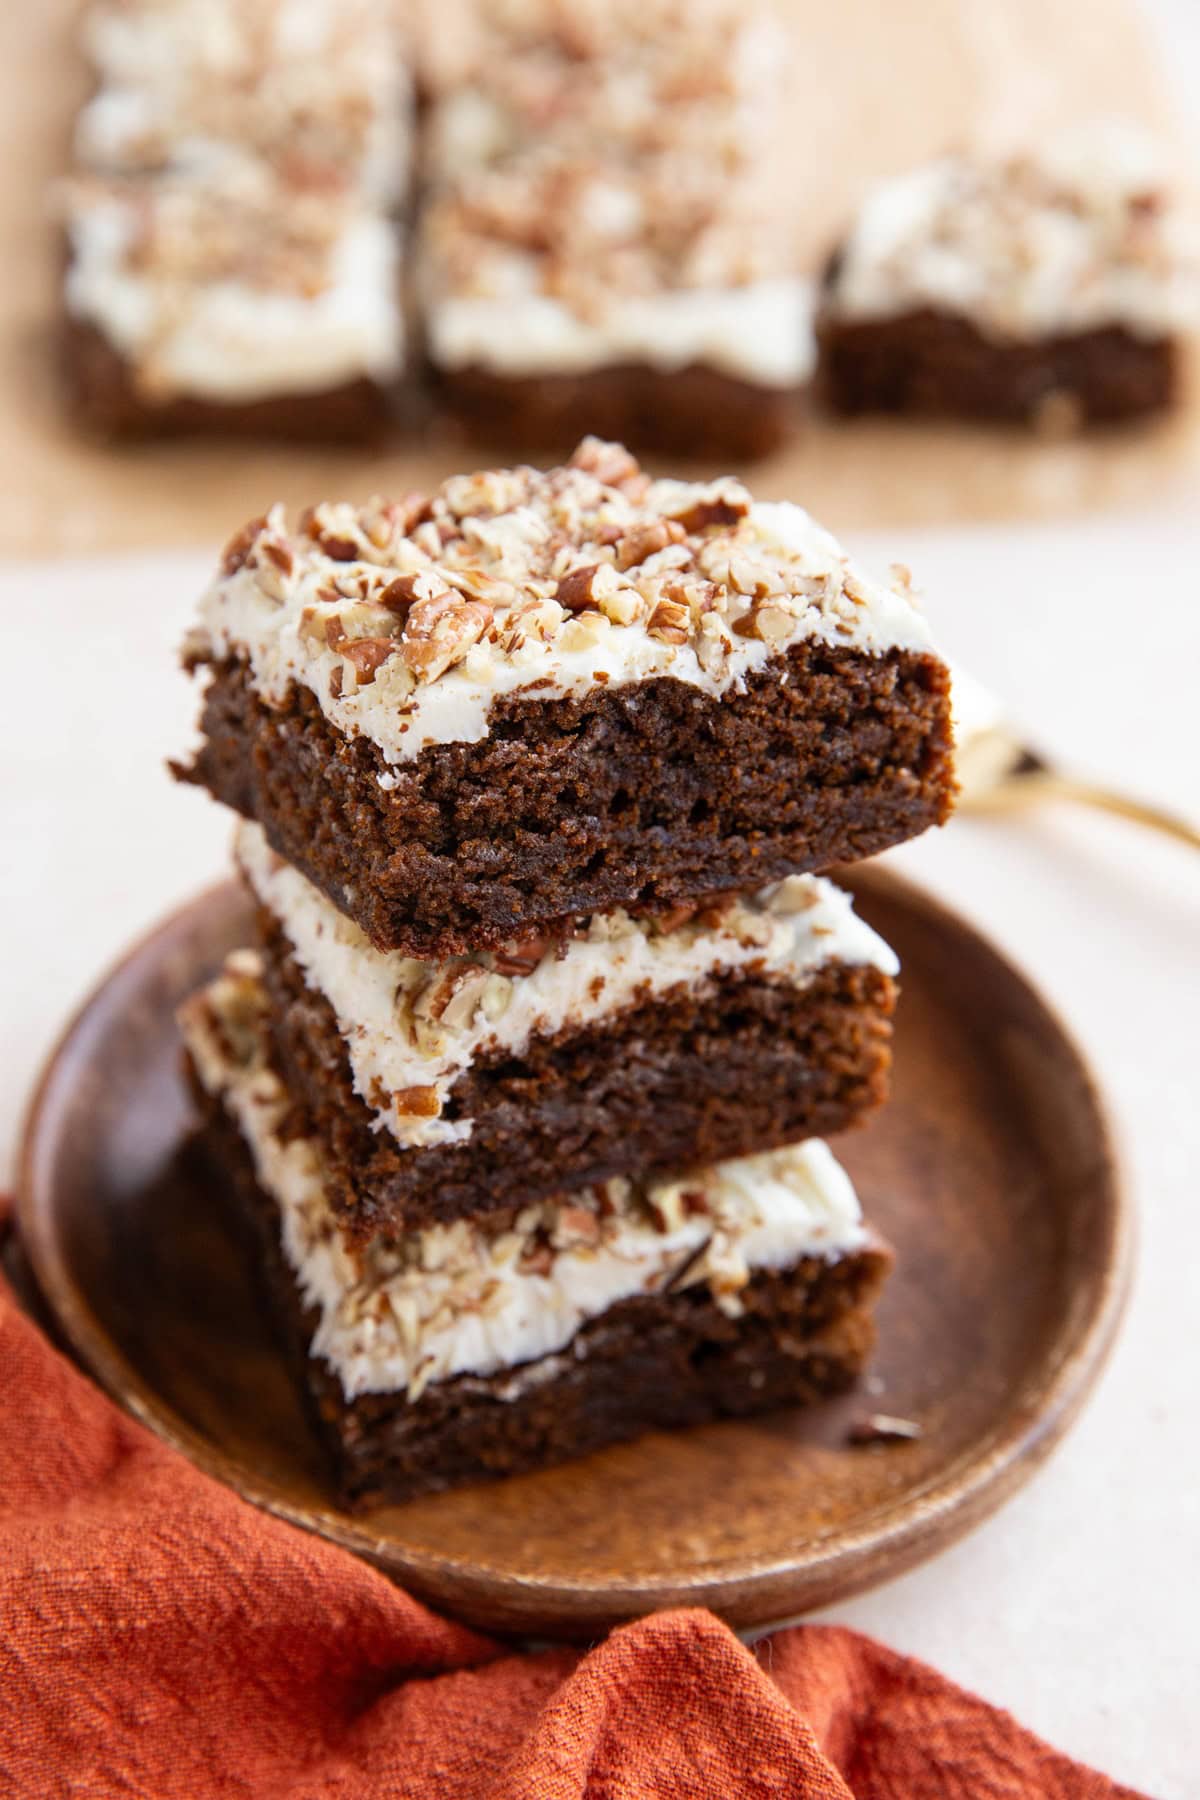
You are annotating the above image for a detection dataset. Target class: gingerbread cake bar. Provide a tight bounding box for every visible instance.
[417,0,814,456]
[180,955,892,1506]
[818,122,1197,427]
[237,818,898,1240]
[176,438,955,957]
[63,0,409,435]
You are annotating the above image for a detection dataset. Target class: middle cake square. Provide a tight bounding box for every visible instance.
[236,820,899,1244]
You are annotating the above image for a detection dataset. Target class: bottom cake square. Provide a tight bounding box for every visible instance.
[180,955,892,1509]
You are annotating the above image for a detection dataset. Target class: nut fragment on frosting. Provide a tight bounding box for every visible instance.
[189,438,934,766]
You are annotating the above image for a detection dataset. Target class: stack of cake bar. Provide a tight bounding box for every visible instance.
[175,437,955,1506]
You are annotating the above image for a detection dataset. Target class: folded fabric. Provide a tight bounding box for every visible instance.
[0,1199,1143,1800]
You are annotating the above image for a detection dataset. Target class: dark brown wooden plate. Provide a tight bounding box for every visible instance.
[16,867,1129,1640]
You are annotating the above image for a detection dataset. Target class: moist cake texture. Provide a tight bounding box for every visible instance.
[819,121,1196,425]
[417,0,813,450]
[239,819,898,1236]
[182,955,891,1504]
[177,437,955,956]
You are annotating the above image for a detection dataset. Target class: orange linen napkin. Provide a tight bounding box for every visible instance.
[0,1214,1143,1800]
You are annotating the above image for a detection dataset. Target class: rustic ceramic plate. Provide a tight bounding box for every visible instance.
[16,866,1129,1640]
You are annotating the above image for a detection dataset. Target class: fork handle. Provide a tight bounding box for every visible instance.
[960,768,1200,851]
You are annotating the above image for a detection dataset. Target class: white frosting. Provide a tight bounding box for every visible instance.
[83,0,390,86]
[64,193,403,403]
[74,84,409,209]
[425,277,816,386]
[827,122,1197,342]
[236,819,898,1148]
[180,958,868,1401]
[193,478,936,769]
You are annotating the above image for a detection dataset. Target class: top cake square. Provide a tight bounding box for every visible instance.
[177,437,954,955]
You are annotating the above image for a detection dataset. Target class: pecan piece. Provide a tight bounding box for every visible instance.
[557,1206,600,1244]
[400,592,493,683]
[341,637,396,685]
[646,597,690,644]
[615,520,687,571]
[492,932,557,977]
[569,436,642,489]
[735,602,794,644]
[298,504,359,561]
[260,538,294,576]
[393,1086,441,1121]
[363,492,431,548]
[520,1241,555,1277]
[378,569,451,622]
[221,515,268,576]
[555,562,621,613]
[665,486,751,533]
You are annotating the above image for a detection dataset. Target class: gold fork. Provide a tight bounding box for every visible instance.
[952,670,1200,851]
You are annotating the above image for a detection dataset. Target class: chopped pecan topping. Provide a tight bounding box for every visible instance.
[492,932,557,977]
[555,562,620,613]
[393,1086,441,1121]
[298,505,359,561]
[202,436,911,734]
[667,490,751,533]
[400,593,493,683]
[260,538,294,577]
[751,604,794,644]
[364,493,431,548]
[570,436,642,489]
[645,597,690,644]
[519,1242,555,1277]
[616,520,687,571]
[413,965,493,1033]
[379,570,451,620]
[221,515,268,576]
[341,637,396,684]
[557,1206,600,1244]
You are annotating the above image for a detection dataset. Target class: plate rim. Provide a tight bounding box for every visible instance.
[14,865,1134,1636]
